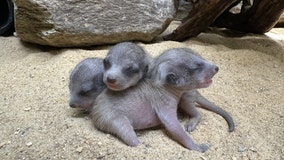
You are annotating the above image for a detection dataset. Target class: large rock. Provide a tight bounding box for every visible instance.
[14,0,177,47]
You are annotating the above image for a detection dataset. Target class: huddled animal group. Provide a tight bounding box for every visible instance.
[68,42,235,153]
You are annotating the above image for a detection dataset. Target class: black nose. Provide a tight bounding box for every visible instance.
[69,103,77,108]
[107,77,116,84]
[215,66,219,72]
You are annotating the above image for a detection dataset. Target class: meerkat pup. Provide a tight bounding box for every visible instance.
[68,42,150,111]
[91,48,222,152]
[103,42,151,91]
[102,42,234,132]
[69,58,105,111]
[151,48,234,132]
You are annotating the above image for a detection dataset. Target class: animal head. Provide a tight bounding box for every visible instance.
[69,58,105,110]
[151,48,219,91]
[103,42,150,91]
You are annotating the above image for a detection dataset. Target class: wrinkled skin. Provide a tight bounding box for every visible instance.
[91,48,223,153]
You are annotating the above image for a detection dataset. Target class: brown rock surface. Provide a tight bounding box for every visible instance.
[14,0,177,47]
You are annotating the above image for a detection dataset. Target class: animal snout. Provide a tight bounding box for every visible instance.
[69,103,78,108]
[106,77,116,84]
[214,66,219,73]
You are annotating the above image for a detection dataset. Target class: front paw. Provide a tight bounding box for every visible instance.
[196,143,210,153]
[184,120,199,132]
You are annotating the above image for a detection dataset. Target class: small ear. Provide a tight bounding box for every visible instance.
[166,73,179,85]
[151,62,168,84]
[143,65,149,76]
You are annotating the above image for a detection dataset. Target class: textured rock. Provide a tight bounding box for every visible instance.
[14,0,177,47]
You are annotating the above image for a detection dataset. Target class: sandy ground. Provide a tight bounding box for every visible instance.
[0,24,283,159]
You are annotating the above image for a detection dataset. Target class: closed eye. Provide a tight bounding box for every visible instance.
[195,62,204,69]
[124,66,140,76]
[186,62,204,74]
[103,59,111,70]
[184,67,202,75]
[79,90,92,97]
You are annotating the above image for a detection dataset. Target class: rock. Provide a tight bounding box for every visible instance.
[14,0,177,47]
[0,142,6,148]
[26,142,33,147]
[238,146,247,152]
[23,106,32,111]
[175,0,192,21]
[75,147,83,153]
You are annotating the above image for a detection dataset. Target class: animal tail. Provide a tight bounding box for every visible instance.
[195,91,235,132]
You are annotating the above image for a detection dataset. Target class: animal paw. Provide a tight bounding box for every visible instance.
[125,138,140,147]
[196,143,210,153]
[184,120,199,132]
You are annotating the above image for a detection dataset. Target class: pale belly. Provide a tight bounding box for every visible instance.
[128,102,161,130]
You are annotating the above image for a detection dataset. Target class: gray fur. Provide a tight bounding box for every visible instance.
[103,42,151,91]
[179,90,235,132]
[151,48,234,131]
[69,58,105,111]
[91,48,222,152]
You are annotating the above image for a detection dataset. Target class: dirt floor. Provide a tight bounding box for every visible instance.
[0,24,283,159]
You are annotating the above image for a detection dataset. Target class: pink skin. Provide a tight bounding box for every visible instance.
[105,82,123,91]
[91,48,222,153]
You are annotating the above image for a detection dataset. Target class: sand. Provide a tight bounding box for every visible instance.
[0,24,283,159]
